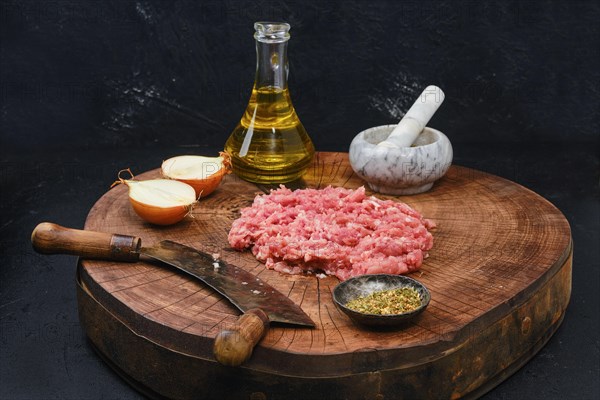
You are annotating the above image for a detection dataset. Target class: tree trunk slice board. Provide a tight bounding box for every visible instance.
[78,152,572,399]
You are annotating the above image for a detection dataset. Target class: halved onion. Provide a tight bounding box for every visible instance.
[113,170,197,225]
[161,153,231,198]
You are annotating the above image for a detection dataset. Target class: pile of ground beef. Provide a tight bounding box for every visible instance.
[228,186,435,281]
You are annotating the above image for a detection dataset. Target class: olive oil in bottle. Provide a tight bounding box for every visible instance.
[225,22,314,184]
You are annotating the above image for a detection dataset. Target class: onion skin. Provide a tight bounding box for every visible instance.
[129,197,191,226]
[112,169,197,226]
[174,166,228,198]
[161,153,232,198]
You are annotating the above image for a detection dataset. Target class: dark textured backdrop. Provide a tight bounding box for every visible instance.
[1,1,599,399]
[3,0,599,153]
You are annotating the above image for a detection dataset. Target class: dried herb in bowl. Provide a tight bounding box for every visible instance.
[345,287,422,315]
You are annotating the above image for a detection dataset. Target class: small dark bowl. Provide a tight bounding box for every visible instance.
[333,274,430,327]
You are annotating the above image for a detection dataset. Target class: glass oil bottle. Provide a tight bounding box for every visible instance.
[224,22,314,184]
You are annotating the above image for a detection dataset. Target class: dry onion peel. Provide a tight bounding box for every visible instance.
[161,152,231,198]
[112,169,198,226]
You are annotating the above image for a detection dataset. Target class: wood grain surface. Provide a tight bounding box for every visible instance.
[79,152,572,398]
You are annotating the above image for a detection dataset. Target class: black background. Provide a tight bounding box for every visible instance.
[1,1,598,399]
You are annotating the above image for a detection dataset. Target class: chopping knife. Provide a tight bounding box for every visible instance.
[31,222,315,367]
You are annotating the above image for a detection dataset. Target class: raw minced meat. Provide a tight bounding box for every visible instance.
[228,185,435,281]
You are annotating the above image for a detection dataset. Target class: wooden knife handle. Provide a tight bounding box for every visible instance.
[31,222,141,262]
[213,308,269,366]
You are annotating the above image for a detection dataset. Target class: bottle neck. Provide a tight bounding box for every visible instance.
[254,39,289,90]
[253,22,290,90]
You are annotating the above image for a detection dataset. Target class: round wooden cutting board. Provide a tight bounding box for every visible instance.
[78,152,572,400]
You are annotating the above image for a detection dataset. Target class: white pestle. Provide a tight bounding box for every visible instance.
[378,85,445,148]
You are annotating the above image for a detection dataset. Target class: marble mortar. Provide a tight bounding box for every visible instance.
[349,124,453,195]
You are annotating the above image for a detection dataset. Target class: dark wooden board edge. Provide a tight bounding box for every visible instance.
[76,233,573,377]
[76,245,573,399]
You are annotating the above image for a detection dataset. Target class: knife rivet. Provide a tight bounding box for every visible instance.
[250,392,267,400]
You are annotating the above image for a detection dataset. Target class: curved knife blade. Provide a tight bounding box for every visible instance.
[142,240,315,327]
